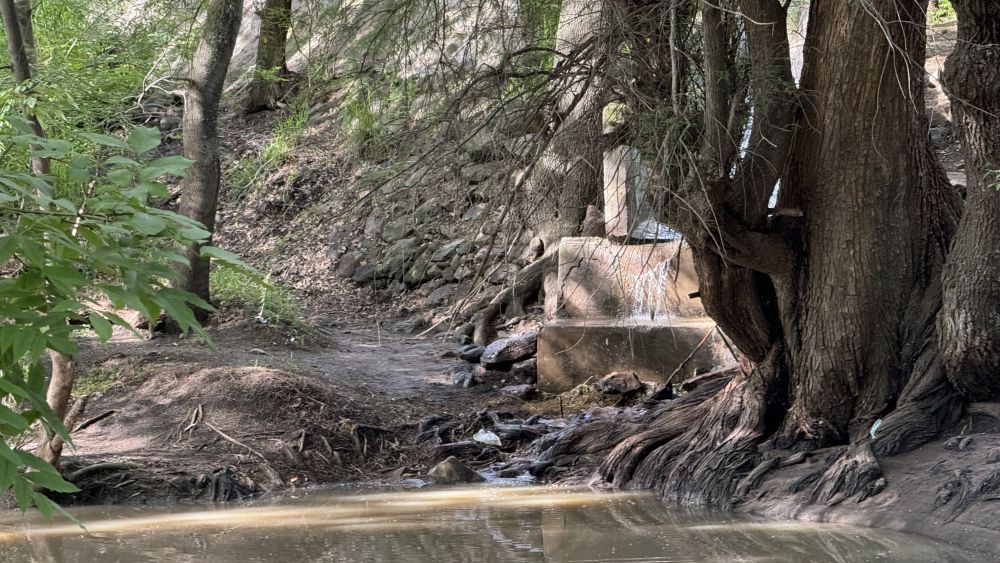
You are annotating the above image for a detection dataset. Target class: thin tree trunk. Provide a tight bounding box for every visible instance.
[1,0,80,468]
[244,0,293,113]
[939,0,1000,400]
[13,0,35,62]
[37,353,75,467]
[178,0,243,308]
[0,0,46,175]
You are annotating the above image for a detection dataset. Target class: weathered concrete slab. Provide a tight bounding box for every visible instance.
[555,237,703,321]
[537,319,730,393]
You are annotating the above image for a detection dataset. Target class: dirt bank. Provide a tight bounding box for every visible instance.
[54,319,540,505]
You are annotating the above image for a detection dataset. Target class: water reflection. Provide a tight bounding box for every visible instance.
[0,486,976,562]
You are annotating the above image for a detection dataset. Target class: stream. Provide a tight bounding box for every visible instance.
[0,486,978,562]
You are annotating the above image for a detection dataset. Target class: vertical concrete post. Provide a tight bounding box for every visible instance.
[603,145,650,242]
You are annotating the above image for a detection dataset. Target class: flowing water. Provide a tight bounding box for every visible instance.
[0,486,978,562]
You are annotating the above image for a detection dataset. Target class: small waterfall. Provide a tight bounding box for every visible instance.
[626,258,672,323]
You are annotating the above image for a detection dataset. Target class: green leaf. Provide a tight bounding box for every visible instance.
[107,168,132,186]
[0,235,17,263]
[33,491,55,520]
[89,312,113,341]
[0,405,29,434]
[139,155,192,181]
[179,225,212,242]
[24,469,79,493]
[200,246,252,269]
[127,127,161,154]
[130,212,167,235]
[79,132,130,149]
[106,155,139,166]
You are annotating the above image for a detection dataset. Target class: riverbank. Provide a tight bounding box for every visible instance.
[54,319,541,504]
[24,316,1000,560]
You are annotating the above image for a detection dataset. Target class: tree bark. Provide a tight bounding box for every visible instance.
[244,0,294,114]
[775,0,960,448]
[37,352,76,468]
[0,0,46,175]
[530,0,607,246]
[939,0,1000,400]
[178,0,243,307]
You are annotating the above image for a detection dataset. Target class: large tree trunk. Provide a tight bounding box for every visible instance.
[548,0,969,505]
[530,0,607,246]
[775,0,961,448]
[939,0,1000,400]
[178,0,243,306]
[244,0,294,114]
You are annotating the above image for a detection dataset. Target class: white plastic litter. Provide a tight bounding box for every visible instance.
[473,428,502,447]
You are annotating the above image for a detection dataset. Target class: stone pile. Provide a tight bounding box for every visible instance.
[447,331,538,396]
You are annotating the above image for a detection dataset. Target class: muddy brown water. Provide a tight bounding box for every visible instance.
[0,486,980,562]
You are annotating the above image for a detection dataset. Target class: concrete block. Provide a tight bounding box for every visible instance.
[537,319,729,393]
[555,237,703,322]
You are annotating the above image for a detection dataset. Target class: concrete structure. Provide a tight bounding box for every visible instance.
[537,236,727,393]
[553,237,702,321]
[537,141,731,393]
[537,318,726,393]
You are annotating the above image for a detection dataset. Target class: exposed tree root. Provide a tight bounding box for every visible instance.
[809,442,884,505]
[597,376,731,487]
[470,252,555,345]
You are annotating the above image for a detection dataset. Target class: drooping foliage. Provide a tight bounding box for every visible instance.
[0,121,246,512]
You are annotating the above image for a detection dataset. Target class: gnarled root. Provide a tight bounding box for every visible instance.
[598,375,732,487]
[810,442,884,505]
[873,342,963,456]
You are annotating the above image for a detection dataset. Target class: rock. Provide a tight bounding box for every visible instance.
[930,123,953,147]
[596,371,645,396]
[432,238,469,263]
[425,284,455,306]
[428,456,485,484]
[335,253,361,278]
[449,363,479,388]
[381,237,422,279]
[462,203,487,221]
[452,323,474,344]
[500,384,535,400]
[351,264,377,284]
[461,163,493,184]
[473,428,503,446]
[525,237,545,261]
[481,332,538,368]
[509,358,537,383]
[364,215,386,236]
[158,115,181,131]
[403,252,431,286]
[383,218,414,243]
[458,344,485,363]
[474,365,511,380]
[987,448,1000,464]
[580,204,606,237]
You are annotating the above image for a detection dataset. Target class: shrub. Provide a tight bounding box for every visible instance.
[210,267,305,330]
